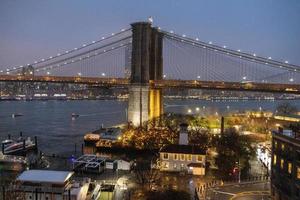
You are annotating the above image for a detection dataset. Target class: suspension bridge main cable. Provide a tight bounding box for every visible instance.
[7,28,132,73]
[161,30,300,73]
[33,36,132,71]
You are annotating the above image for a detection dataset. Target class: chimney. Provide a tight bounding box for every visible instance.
[220,116,224,134]
[179,123,188,145]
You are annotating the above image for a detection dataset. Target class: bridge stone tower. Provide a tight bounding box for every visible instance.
[128,22,163,126]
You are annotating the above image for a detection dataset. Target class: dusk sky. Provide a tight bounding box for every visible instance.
[1,0,300,70]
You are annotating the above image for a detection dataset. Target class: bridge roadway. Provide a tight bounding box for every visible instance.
[0,75,299,94]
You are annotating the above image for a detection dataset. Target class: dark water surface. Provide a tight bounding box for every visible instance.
[0,99,299,155]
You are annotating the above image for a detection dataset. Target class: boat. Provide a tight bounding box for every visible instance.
[2,137,37,155]
[12,113,23,118]
[71,113,80,120]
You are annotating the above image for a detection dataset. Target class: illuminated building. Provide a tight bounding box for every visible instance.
[271,128,300,200]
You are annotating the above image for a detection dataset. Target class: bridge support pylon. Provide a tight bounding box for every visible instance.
[127,21,163,126]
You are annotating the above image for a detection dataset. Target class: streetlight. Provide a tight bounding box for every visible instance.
[101,73,106,77]
[196,107,200,111]
[78,72,82,76]
[46,72,50,75]
[188,109,192,114]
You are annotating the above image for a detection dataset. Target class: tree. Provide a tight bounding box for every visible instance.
[276,102,298,115]
[215,128,254,180]
[189,129,210,149]
[133,161,160,191]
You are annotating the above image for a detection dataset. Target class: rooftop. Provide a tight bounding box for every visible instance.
[160,144,206,155]
[17,170,74,184]
[92,127,122,140]
[273,129,300,147]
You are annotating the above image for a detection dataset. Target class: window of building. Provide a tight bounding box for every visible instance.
[280,159,284,169]
[181,163,185,169]
[163,162,169,168]
[297,167,300,179]
[288,162,292,174]
[180,154,185,161]
[197,155,203,162]
[174,163,177,169]
[174,154,178,160]
[281,143,285,151]
[187,154,192,161]
[273,154,277,165]
[163,153,169,160]
[274,141,277,148]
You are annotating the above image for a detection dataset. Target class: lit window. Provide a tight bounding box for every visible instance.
[282,143,285,151]
[163,162,169,168]
[273,154,277,165]
[280,159,284,169]
[288,162,292,174]
[180,154,185,161]
[163,153,169,160]
[187,154,192,161]
[197,155,203,162]
[297,167,300,179]
[174,154,178,160]
[174,163,177,169]
[274,141,277,148]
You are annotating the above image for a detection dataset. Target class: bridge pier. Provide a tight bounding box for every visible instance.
[127,21,164,126]
[128,85,149,126]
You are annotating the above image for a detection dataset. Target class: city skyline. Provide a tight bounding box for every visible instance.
[0,0,300,70]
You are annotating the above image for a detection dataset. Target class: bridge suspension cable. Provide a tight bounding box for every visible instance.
[161,30,300,84]
[3,27,132,75]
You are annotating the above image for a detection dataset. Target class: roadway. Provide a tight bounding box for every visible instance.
[1,74,300,94]
[206,182,270,200]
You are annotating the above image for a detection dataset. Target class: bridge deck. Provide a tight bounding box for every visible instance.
[0,75,299,94]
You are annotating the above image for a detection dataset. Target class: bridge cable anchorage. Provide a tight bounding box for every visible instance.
[19,36,132,73]
[161,30,300,72]
[7,28,132,73]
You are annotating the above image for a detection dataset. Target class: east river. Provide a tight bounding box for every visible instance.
[0,99,299,155]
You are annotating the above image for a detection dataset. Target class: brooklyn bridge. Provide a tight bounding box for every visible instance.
[1,21,300,125]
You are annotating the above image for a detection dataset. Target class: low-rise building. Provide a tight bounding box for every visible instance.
[159,123,206,175]
[84,127,122,147]
[16,170,89,200]
[159,144,206,175]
